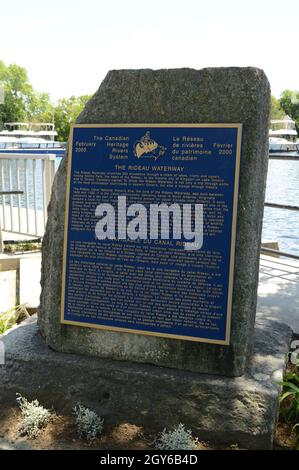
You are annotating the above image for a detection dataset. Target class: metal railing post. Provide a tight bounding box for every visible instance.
[0,190,23,252]
[42,155,56,230]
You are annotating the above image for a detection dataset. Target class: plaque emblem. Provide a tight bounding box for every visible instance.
[134,131,166,160]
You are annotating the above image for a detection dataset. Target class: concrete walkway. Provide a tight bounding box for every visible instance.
[258,254,299,335]
[0,251,41,310]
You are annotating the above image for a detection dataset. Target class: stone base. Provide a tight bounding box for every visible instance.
[0,314,292,450]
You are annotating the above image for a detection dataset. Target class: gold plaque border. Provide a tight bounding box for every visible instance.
[60,123,242,345]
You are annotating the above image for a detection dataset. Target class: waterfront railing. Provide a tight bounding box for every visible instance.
[0,153,56,243]
[262,154,299,260]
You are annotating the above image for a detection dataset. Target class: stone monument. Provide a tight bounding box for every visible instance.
[0,68,293,449]
[40,67,271,377]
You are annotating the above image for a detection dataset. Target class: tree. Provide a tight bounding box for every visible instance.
[0,60,54,127]
[53,95,91,141]
[279,90,299,132]
[0,61,35,125]
[0,60,91,141]
[28,92,53,123]
[270,96,285,120]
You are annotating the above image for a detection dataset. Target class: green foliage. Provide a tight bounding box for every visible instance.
[0,319,5,334]
[293,423,299,450]
[230,443,240,450]
[271,96,285,120]
[155,423,198,450]
[0,59,90,141]
[4,58,299,145]
[0,60,54,126]
[5,241,41,253]
[54,95,90,141]
[0,304,30,334]
[28,91,53,123]
[270,90,299,134]
[16,394,54,438]
[0,61,34,124]
[280,378,299,422]
[279,89,299,132]
[280,354,299,448]
[73,404,104,441]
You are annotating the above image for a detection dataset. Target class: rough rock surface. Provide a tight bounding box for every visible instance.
[0,314,292,450]
[38,68,271,376]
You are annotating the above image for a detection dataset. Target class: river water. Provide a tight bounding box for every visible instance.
[263,158,299,256]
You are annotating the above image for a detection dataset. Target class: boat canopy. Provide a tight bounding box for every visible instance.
[0,122,57,141]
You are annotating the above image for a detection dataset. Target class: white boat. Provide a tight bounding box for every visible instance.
[0,122,57,141]
[269,116,298,153]
[0,122,65,152]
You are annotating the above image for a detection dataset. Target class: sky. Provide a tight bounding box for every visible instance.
[0,0,299,101]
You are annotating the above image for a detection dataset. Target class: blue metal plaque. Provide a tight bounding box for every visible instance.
[61,124,242,344]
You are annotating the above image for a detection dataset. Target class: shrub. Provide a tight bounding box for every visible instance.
[155,423,198,450]
[16,394,54,438]
[73,404,104,441]
[280,352,299,449]
[280,358,299,423]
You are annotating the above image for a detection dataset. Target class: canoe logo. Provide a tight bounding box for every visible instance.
[134,131,166,160]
